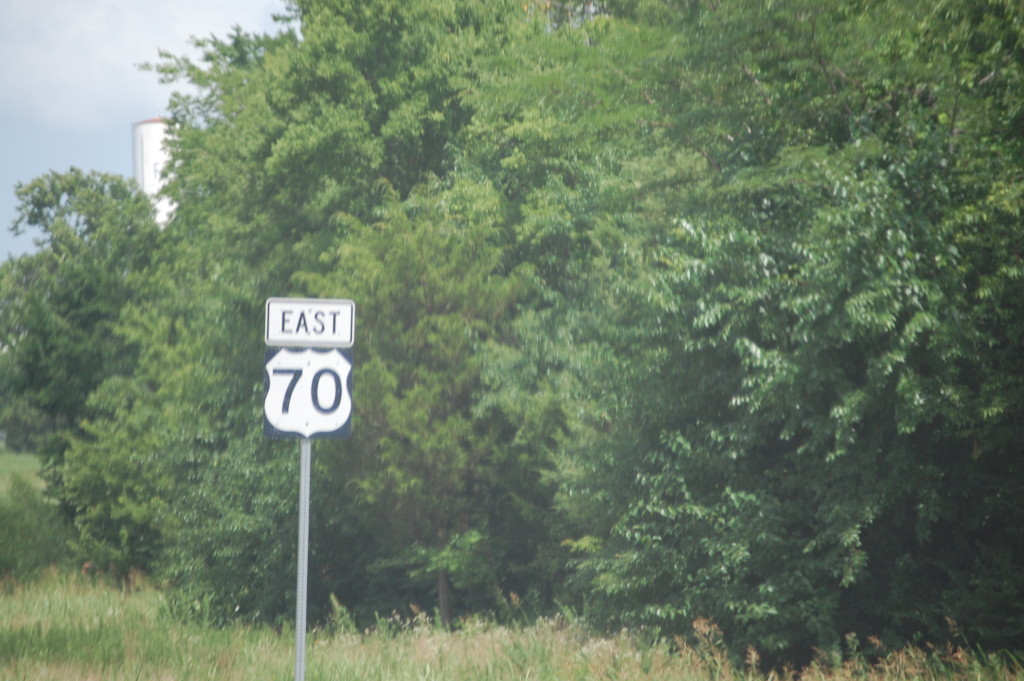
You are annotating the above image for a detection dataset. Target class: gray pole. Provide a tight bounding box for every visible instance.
[295,437,311,681]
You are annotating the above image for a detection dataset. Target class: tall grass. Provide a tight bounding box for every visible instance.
[2,571,1023,681]
[1,570,292,680]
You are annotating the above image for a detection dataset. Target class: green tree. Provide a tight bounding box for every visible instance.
[297,177,564,626]
[0,169,159,506]
[562,0,1024,662]
[84,0,567,625]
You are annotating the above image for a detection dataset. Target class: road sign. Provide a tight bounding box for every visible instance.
[262,297,356,681]
[266,297,355,348]
[264,348,353,439]
[263,297,355,438]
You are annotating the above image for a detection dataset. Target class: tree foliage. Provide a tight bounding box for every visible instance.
[0,169,158,494]
[2,0,1023,663]
[300,178,563,624]
[561,0,1024,661]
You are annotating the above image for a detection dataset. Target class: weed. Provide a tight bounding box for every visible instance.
[2,573,1023,681]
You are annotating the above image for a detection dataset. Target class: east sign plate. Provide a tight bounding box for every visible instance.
[266,297,355,348]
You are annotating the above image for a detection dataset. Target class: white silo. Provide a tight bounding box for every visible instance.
[132,118,174,226]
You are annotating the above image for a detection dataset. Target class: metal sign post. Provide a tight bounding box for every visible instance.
[295,437,311,681]
[264,297,354,681]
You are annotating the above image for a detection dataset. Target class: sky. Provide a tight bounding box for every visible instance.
[0,0,286,259]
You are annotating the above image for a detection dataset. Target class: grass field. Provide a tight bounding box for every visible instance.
[0,450,43,493]
[2,570,1023,681]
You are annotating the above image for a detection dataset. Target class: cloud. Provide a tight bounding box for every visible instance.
[0,0,282,132]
